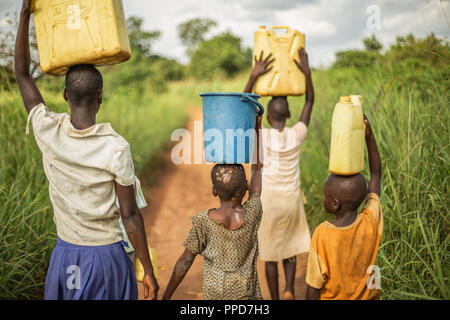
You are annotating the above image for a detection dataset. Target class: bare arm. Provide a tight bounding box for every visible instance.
[14,0,44,114]
[364,116,381,196]
[243,51,274,93]
[162,249,196,300]
[293,48,315,126]
[249,115,263,194]
[306,285,320,300]
[115,183,159,300]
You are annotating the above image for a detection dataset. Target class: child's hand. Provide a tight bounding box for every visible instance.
[293,48,311,76]
[143,273,159,300]
[251,51,275,79]
[21,0,33,14]
[364,115,373,138]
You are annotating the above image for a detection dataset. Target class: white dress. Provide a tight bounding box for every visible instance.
[258,121,311,262]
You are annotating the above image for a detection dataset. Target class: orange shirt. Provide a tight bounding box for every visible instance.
[306,193,383,300]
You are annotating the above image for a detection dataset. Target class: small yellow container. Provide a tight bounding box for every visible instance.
[135,247,159,281]
[253,26,305,96]
[32,0,131,76]
[329,95,365,175]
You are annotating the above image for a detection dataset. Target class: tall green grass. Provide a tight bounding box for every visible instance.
[0,79,188,298]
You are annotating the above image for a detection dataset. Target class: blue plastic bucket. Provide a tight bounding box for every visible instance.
[200,92,264,163]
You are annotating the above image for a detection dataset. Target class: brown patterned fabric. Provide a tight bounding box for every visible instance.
[183,192,263,300]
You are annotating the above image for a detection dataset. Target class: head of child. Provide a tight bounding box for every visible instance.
[211,164,248,205]
[267,96,290,129]
[323,173,368,215]
[63,64,103,114]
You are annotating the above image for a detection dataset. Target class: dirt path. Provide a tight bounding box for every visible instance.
[138,107,308,300]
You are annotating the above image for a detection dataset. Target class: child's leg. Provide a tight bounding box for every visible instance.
[265,261,279,300]
[282,256,296,299]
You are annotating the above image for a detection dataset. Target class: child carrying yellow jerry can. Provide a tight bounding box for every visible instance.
[32,0,131,75]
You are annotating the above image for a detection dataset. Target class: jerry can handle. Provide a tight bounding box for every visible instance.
[241,94,264,117]
[271,26,291,33]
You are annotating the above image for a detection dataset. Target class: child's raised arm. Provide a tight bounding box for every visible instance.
[293,48,315,126]
[243,51,275,93]
[364,116,381,196]
[249,115,263,194]
[162,249,196,300]
[14,0,44,114]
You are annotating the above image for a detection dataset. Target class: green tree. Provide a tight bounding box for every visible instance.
[188,31,247,79]
[386,33,450,68]
[127,16,161,57]
[363,34,383,52]
[177,18,217,57]
[332,50,378,69]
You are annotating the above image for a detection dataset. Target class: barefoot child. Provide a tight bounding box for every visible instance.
[306,116,382,300]
[162,116,264,300]
[243,48,315,300]
[14,0,158,300]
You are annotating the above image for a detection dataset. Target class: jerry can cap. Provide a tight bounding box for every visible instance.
[339,96,351,103]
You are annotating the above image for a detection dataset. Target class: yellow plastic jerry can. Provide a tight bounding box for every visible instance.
[329,96,365,175]
[135,247,159,282]
[253,26,305,97]
[32,0,131,76]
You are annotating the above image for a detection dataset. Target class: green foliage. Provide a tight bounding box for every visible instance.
[148,55,186,81]
[333,33,450,71]
[387,33,450,68]
[363,34,383,52]
[177,18,217,57]
[188,32,248,80]
[333,50,382,69]
[126,16,161,57]
[103,49,168,94]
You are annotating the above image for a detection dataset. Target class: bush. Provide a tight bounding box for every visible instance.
[188,32,248,80]
[149,55,186,81]
[333,50,382,69]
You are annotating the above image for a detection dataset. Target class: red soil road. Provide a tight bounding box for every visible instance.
[138,107,308,300]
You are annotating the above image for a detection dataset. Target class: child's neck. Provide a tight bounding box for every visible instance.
[70,105,97,130]
[270,121,286,131]
[218,198,242,210]
[333,209,358,227]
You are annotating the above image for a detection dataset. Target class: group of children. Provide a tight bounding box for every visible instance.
[15,0,382,300]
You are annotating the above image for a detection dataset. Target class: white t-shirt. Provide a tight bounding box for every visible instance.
[261,121,307,191]
[27,103,141,246]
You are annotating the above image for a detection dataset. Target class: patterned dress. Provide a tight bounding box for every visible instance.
[183,192,263,300]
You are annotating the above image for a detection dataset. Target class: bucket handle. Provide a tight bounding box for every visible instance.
[241,95,264,117]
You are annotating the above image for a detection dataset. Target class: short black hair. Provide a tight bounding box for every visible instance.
[268,96,290,121]
[324,173,368,211]
[65,64,103,105]
[211,164,247,201]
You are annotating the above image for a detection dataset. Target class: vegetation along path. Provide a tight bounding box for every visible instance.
[137,107,308,300]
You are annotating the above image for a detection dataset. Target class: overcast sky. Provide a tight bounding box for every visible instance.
[1,0,449,67]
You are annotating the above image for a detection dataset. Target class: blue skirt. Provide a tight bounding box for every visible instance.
[44,238,138,300]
